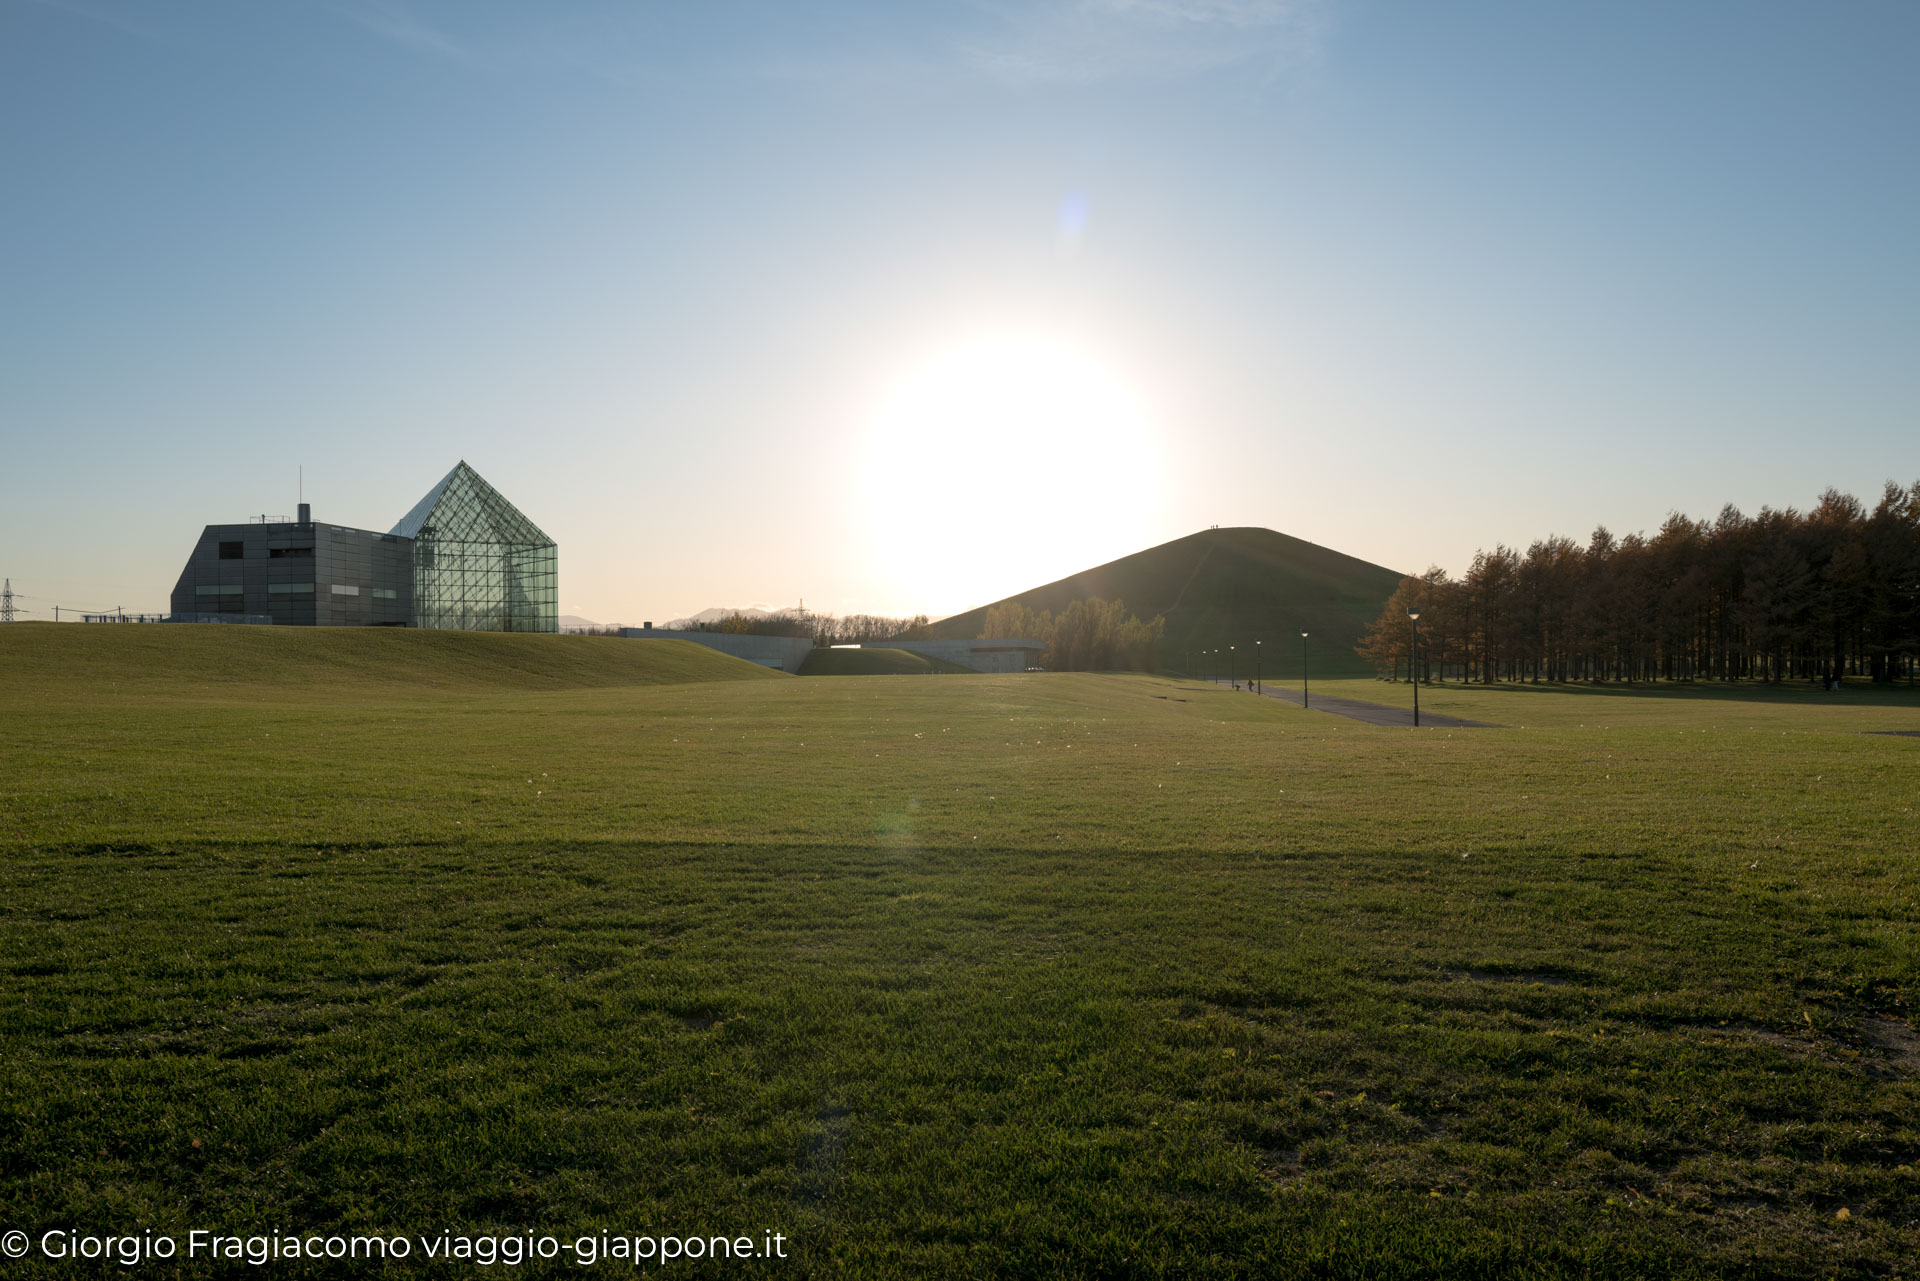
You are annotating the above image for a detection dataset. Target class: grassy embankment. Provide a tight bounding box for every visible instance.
[797,647,974,676]
[3,624,1917,1278]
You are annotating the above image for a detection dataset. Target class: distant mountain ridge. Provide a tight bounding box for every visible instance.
[906,527,1405,678]
[559,614,625,632]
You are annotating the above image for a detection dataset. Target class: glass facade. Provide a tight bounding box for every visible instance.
[390,461,557,633]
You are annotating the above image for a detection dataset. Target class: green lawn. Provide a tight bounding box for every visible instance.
[1296,674,1920,731]
[2,627,1916,1277]
[797,646,975,676]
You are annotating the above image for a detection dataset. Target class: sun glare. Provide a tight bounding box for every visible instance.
[860,333,1164,615]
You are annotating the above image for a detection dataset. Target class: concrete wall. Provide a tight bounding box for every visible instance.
[874,639,1045,673]
[619,628,814,673]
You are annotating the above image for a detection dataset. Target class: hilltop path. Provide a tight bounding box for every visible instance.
[1198,677,1503,728]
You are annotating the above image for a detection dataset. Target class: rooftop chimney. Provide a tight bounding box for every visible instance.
[297,502,311,526]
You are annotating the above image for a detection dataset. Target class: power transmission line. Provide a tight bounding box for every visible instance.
[10,589,146,620]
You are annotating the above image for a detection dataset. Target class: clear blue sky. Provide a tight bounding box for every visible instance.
[5,1,1916,622]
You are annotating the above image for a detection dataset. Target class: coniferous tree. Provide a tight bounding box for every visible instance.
[1355,482,1920,684]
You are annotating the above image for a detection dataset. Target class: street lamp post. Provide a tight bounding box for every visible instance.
[1408,611,1421,728]
[1229,645,1236,690]
[1301,631,1309,709]
[1254,639,1262,694]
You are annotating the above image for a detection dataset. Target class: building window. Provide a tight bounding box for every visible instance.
[270,546,314,558]
[195,585,243,596]
[330,584,360,596]
[268,583,315,595]
[372,588,397,599]
[218,541,243,560]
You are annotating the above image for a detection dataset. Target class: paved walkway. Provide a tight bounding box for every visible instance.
[1198,677,1503,728]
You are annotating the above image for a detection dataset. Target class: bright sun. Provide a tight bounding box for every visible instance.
[860,333,1164,615]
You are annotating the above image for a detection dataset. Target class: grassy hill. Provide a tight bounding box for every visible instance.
[0,622,785,696]
[798,647,975,676]
[911,527,1404,677]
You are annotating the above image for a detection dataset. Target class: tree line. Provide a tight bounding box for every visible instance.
[710,611,932,648]
[1357,483,1920,685]
[982,598,1166,672]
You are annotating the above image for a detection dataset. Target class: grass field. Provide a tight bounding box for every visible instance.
[3,625,1917,1277]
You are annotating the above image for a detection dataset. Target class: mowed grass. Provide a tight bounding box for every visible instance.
[2,627,1917,1278]
[0,621,788,694]
[1294,674,1920,732]
[797,647,975,676]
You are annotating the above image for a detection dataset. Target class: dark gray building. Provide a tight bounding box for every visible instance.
[168,461,556,631]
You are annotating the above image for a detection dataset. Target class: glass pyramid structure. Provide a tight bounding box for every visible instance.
[390,461,557,633]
